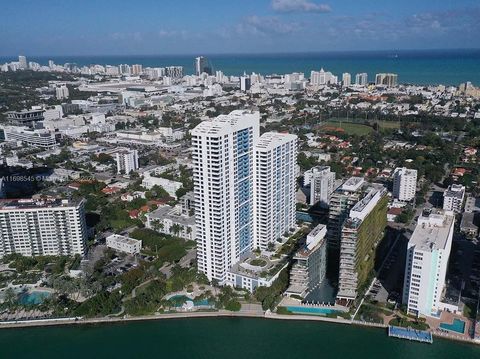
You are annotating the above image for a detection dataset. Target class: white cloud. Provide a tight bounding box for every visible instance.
[237,16,301,36]
[272,0,331,13]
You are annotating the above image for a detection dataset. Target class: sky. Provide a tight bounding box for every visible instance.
[1,0,479,56]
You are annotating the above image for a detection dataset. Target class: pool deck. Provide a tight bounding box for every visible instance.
[425,311,472,341]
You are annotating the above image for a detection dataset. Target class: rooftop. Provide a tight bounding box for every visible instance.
[340,176,364,192]
[0,198,81,211]
[256,131,297,151]
[191,110,259,136]
[106,234,141,246]
[410,211,455,251]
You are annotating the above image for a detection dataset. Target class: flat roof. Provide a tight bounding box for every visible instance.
[0,198,81,211]
[410,212,454,251]
[106,234,141,246]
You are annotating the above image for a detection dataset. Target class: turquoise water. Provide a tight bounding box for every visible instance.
[2,49,479,85]
[286,306,339,315]
[169,295,210,307]
[439,319,466,334]
[17,291,51,305]
[0,318,478,359]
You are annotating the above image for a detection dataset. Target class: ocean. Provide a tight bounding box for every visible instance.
[1,49,480,86]
[0,317,478,358]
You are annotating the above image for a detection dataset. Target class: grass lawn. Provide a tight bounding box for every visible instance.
[324,118,401,132]
[321,121,373,136]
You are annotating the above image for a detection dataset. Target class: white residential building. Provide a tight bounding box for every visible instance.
[106,234,141,254]
[307,166,335,207]
[443,184,465,213]
[342,73,351,87]
[115,149,139,174]
[0,198,87,257]
[310,69,337,86]
[192,110,259,283]
[254,132,297,250]
[146,205,196,241]
[141,175,182,198]
[402,211,455,317]
[393,167,417,202]
[55,85,69,100]
[355,73,368,86]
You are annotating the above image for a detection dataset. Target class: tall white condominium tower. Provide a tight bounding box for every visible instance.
[443,184,465,213]
[307,166,335,207]
[195,56,211,75]
[0,198,87,257]
[392,167,417,202]
[402,211,454,317]
[375,73,398,87]
[192,110,259,283]
[254,132,297,250]
[342,73,351,87]
[18,55,27,69]
[115,149,139,175]
[355,73,368,86]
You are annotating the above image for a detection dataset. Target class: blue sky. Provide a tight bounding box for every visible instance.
[1,0,479,56]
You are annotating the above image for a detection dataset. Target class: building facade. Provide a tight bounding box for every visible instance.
[115,148,139,174]
[327,177,364,251]
[402,211,455,317]
[0,198,87,257]
[443,184,465,213]
[307,166,335,207]
[336,185,388,305]
[286,224,328,298]
[192,110,259,283]
[254,132,297,250]
[393,167,417,202]
[106,234,142,254]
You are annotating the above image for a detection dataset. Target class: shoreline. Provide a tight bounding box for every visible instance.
[0,310,478,347]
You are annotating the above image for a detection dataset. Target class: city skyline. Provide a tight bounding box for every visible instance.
[1,0,480,56]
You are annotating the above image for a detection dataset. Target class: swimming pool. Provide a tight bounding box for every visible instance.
[285,306,339,316]
[18,291,51,305]
[169,295,211,307]
[439,319,465,334]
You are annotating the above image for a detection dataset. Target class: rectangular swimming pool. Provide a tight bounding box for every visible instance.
[285,306,339,316]
[439,319,465,334]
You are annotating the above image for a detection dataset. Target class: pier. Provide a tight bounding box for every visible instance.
[388,325,433,344]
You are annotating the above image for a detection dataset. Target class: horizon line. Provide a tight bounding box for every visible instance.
[2,47,480,59]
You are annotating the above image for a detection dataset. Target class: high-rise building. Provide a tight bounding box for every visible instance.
[355,73,368,86]
[402,211,454,317]
[393,167,417,202]
[286,224,327,298]
[115,149,139,174]
[18,55,27,69]
[165,66,183,78]
[310,68,337,85]
[327,177,364,250]
[119,64,131,75]
[240,76,251,92]
[6,109,45,127]
[336,185,388,305]
[131,64,143,75]
[375,73,398,87]
[0,198,87,257]
[307,166,335,207]
[195,56,212,76]
[443,184,465,213]
[254,132,297,250]
[55,85,69,100]
[192,110,259,283]
[342,73,351,87]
